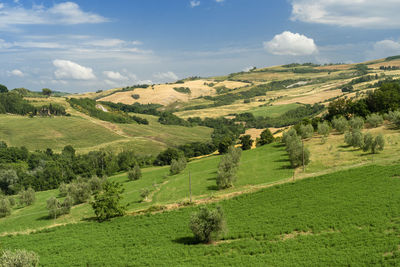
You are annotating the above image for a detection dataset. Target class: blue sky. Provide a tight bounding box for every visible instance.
[0,0,400,93]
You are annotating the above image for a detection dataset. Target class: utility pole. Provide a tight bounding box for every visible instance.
[302,140,305,172]
[189,170,192,203]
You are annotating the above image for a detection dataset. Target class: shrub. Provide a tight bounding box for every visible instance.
[88,176,103,193]
[46,196,72,219]
[68,181,92,204]
[59,182,68,197]
[170,157,187,175]
[299,124,314,139]
[189,206,225,243]
[372,134,385,154]
[0,197,11,218]
[0,249,39,267]
[349,116,364,130]
[239,135,253,150]
[256,128,274,146]
[19,187,36,206]
[91,181,126,222]
[366,113,383,128]
[317,121,331,143]
[140,188,150,202]
[387,110,400,127]
[332,116,349,134]
[128,165,142,181]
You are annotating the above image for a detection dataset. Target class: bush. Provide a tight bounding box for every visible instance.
[91,181,126,222]
[387,110,400,127]
[88,176,104,193]
[239,135,253,150]
[0,197,11,218]
[189,206,225,243]
[46,196,72,219]
[0,249,39,267]
[68,181,92,204]
[332,116,348,134]
[317,121,331,143]
[366,113,383,128]
[372,134,385,154]
[349,116,364,130]
[140,188,150,202]
[19,187,36,206]
[170,157,187,175]
[299,124,314,139]
[256,128,274,146]
[216,146,241,189]
[128,165,142,181]
[59,182,68,197]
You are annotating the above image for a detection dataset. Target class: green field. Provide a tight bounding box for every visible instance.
[243,103,302,117]
[0,143,292,235]
[0,113,212,155]
[1,164,399,265]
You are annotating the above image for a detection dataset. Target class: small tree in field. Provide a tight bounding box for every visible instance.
[216,146,241,189]
[19,187,36,206]
[0,197,11,218]
[140,188,150,202]
[256,128,274,146]
[317,122,331,143]
[239,135,253,150]
[128,165,142,181]
[0,249,39,267]
[189,206,225,243]
[170,157,187,175]
[332,116,348,134]
[366,113,383,128]
[91,181,126,222]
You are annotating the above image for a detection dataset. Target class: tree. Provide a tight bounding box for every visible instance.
[216,147,241,189]
[366,113,383,128]
[372,134,385,154]
[299,124,314,139]
[349,116,364,130]
[0,169,19,195]
[0,197,11,218]
[128,165,142,181]
[140,188,150,202]
[217,136,233,154]
[256,128,274,146]
[170,157,187,175]
[19,187,36,206]
[286,138,310,168]
[42,88,52,97]
[0,84,8,93]
[91,181,126,222]
[239,135,253,150]
[88,176,103,193]
[0,249,39,267]
[62,145,75,160]
[67,181,91,204]
[317,121,331,143]
[189,206,225,243]
[332,116,349,134]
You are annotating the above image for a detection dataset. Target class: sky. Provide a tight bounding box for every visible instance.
[0,0,400,93]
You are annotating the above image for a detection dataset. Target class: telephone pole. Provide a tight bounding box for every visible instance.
[189,170,192,203]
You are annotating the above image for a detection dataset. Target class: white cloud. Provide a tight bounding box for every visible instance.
[0,3,4,9]
[7,69,24,77]
[190,1,200,8]
[53,59,96,80]
[0,2,108,30]
[0,39,12,49]
[215,0,225,2]
[264,31,318,56]
[103,71,128,81]
[291,0,400,28]
[367,39,400,59]
[153,71,178,81]
[85,39,126,47]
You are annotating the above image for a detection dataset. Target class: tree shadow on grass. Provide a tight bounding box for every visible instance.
[277,164,293,170]
[274,158,288,163]
[173,236,201,245]
[207,185,219,191]
[36,215,51,221]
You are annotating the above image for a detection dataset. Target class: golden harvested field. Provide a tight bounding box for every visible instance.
[97,79,250,106]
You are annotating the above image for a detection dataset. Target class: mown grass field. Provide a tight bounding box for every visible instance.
[0,111,212,155]
[0,143,292,235]
[243,103,302,117]
[1,164,399,266]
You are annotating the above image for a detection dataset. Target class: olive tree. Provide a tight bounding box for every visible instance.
[189,206,225,243]
[19,188,36,206]
[317,121,331,143]
[332,116,349,134]
[170,157,187,175]
[0,197,11,218]
[128,165,142,181]
[366,113,383,128]
[216,146,241,189]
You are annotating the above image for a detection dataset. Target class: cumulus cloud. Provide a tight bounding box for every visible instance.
[291,0,400,28]
[264,31,318,56]
[190,1,200,8]
[53,59,96,80]
[0,1,108,30]
[153,71,178,81]
[103,71,128,81]
[367,39,400,59]
[7,69,24,77]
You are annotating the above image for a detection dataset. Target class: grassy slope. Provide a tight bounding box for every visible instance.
[1,164,399,266]
[0,143,292,234]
